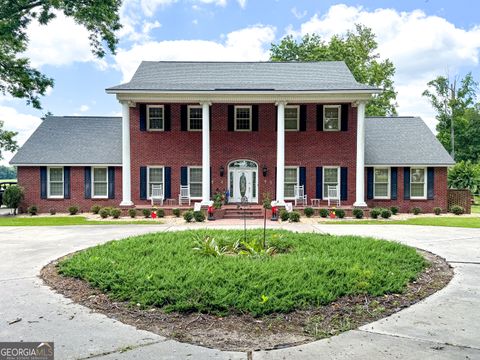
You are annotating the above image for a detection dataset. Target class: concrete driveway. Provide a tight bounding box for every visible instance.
[0,223,479,359]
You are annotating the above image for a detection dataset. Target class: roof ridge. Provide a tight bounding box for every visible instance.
[140,60,346,64]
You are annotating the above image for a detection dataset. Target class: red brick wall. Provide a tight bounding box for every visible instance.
[17,166,122,213]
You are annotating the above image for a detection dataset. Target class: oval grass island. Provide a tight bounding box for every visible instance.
[42,230,452,351]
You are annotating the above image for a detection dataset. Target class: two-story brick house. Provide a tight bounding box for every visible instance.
[11,61,455,213]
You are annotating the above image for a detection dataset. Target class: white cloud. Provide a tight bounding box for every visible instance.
[114,25,276,81]
[79,105,89,113]
[194,0,227,7]
[140,0,177,17]
[291,7,307,20]
[237,0,247,9]
[295,4,480,129]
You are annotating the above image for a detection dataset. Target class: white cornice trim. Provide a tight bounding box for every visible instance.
[13,164,122,167]
[365,164,454,167]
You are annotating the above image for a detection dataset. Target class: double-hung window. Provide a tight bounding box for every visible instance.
[323,167,340,198]
[92,167,108,198]
[188,167,202,198]
[285,106,299,131]
[147,105,164,131]
[234,106,252,131]
[323,105,341,131]
[374,168,390,199]
[188,106,202,131]
[48,167,64,198]
[147,167,164,198]
[411,167,426,199]
[284,167,299,199]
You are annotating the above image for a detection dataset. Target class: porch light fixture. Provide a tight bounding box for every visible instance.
[262,165,268,177]
[219,165,225,177]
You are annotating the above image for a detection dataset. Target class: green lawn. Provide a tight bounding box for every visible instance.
[325,216,480,228]
[0,216,163,226]
[59,230,426,316]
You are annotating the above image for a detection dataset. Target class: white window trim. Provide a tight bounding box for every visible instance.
[147,105,164,131]
[322,166,340,200]
[234,105,252,131]
[323,105,341,132]
[284,166,299,200]
[285,105,300,132]
[187,105,202,132]
[147,166,165,199]
[188,166,202,200]
[410,167,427,200]
[91,166,109,199]
[47,166,64,199]
[373,167,390,200]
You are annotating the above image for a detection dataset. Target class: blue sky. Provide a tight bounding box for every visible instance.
[1,0,480,164]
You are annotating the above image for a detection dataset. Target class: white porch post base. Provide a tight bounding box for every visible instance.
[120,101,133,206]
[275,101,286,204]
[201,102,211,204]
[353,101,367,207]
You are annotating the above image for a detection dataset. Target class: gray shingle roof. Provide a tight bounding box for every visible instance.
[365,116,455,166]
[106,61,379,92]
[10,116,122,165]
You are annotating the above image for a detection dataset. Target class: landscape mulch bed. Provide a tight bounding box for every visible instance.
[40,250,453,352]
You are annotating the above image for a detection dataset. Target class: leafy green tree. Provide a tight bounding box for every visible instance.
[0,165,17,180]
[270,25,397,116]
[2,185,24,214]
[0,121,18,160]
[448,161,480,194]
[422,73,478,160]
[0,0,122,109]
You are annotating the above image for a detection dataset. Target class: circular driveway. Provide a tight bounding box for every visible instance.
[0,223,479,359]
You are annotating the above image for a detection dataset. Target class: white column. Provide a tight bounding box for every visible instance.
[354,101,367,207]
[276,101,286,205]
[120,101,133,206]
[201,102,211,204]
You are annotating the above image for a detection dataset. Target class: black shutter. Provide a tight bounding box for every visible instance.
[180,105,188,131]
[40,167,47,199]
[164,167,171,199]
[299,167,306,189]
[252,105,259,131]
[316,167,323,199]
[274,167,277,199]
[341,104,349,131]
[427,167,435,199]
[228,105,234,131]
[300,105,307,131]
[275,108,278,131]
[367,167,374,200]
[391,167,398,200]
[180,167,188,186]
[164,104,171,131]
[210,166,212,198]
[209,105,212,131]
[84,167,91,199]
[64,166,71,199]
[108,167,115,199]
[340,167,348,201]
[316,104,324,131]
[140,167,147,200]
[404,167,411,200]
[139,104,146,131]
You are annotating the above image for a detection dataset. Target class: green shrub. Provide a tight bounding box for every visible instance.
[193,210,205,222]
[262,192,272,209]
[2,185,24,215]
[335,209,345,219]
[411,207,421,215]
[448,160,480,194]
[450,205,464,215]
[142,209,151,218]
[101,207,112,216]
[128,209,137,218]
[91,204,101,214]
[279,209,290,221]
[49,208,56,215]
[304,207,314,217]
[68,206,79,215]
[433,207,442,215]
[381,209,392,219]
[370,207,382,219]
[111,208,121,219]
[156,208,165,218]
[289,211,301,222]
[352,208,364,219]
[172,208,181,217]
[99,208,109,219]
[319,208,329,218]
[27,205,38,216]
[390,206,399,215]
[213,192,224,209]
[183,210,194,222]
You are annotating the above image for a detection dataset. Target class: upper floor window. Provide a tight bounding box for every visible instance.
[285,106,299,131]
[284,167,299,199]
[188,106,202,131]
[92,167,108,198]
[323,105,341,131]
[235,106,252,131]
[147,105,164,131]
[188,167,202,198]
[48,167,64,198]
[323,167,340,198]
[411,167,426,199]
[147,167,164,198]
[374,167,390,199]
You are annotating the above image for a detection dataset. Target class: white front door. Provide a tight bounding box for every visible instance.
[228,161,258,203]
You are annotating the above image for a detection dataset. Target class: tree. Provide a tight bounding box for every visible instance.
[0,0,122,109]
[0,121,18,160]
[0,165,17,180]
[2,185,24,214]
[422,73,478,160]
[448,161,480,194]
[270,25,397,116]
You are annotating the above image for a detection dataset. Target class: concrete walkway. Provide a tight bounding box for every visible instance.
[0,223,479,359]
